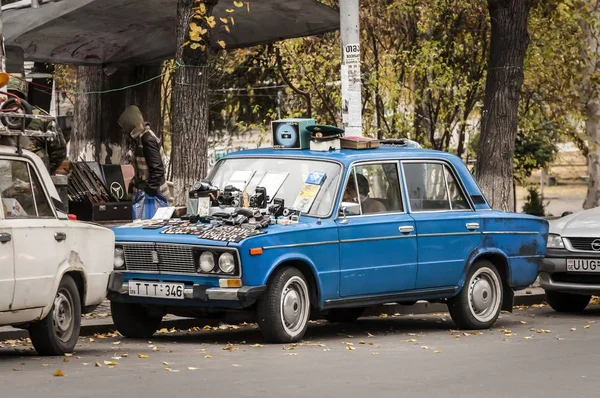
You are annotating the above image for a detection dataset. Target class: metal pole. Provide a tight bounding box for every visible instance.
[340,0,362,137]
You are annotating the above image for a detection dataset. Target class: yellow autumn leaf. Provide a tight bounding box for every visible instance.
[64,353,73,357]
[206,16,217,28]
[226,8,234,13]
[367,332,374,338]
[218,40,227,49]
[53,370,65,377]
[112,341,121,345]
[94,362,102,367]
[152,346,160,352]
[188,367,200,370]
[190,22,202,32]
[233,0,243,7]
[358,341,366,345]
[162,361,170,366]
[138,354,149,359]
[230,16,235,26]
[250,344,264,348]
[421,346,429,350]
[190,32,202,42]
[346,346,355,351]
[246,2,250,12]
[434,350,442,354]
[225,25,231,33]
[198,3,206,14]
[205,354,212,359]
[104,361,119,366]
[585,324,591,329]
[220,17,229,24]
[190,43,205,50]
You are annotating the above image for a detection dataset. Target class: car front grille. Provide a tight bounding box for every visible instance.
[123,243,196,274]
[566,237,600,252]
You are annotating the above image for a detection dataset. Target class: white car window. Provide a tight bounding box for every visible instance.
[0,159,54,219]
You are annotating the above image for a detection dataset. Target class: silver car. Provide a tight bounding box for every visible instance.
[540,207,600,312]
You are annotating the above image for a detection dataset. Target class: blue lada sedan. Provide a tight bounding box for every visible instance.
[107,141,549,343]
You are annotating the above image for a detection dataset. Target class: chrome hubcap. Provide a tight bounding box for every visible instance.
[468,267,501,323]
[53,290,74,343]
[280,276,309,336]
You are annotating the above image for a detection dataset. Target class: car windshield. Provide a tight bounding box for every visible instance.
[208,157,343,218]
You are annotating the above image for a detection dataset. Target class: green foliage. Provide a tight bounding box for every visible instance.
[522,186,546,216]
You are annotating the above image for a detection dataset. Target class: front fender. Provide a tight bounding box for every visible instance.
[39,251,87,320]
[262,252,327,307]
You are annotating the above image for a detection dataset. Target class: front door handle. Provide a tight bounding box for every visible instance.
[399,225,414,234]
[466,223,480,230]
[54,232,67,242]
[0,232,11,243]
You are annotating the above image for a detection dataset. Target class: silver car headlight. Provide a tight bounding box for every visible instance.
[198,251,215,273]
[547,234,565,249]
[218,252,236,274]
[114,247,126,269]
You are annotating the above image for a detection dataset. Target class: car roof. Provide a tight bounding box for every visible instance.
[223,146,459,166]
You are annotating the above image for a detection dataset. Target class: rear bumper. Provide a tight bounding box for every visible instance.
[106,271,265,308]
[540,250,600,295]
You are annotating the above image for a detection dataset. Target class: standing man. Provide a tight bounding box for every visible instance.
[117,105,170,202]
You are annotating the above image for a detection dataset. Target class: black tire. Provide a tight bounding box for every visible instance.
[110,301,162,338]
[29,275,81,356]
[325,307,364,323]
[257,267,311,343]
[448,260,503,330]
[0,98,33,129]
[545,290,591,312]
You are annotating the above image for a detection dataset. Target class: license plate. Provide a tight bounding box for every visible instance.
[566,259,600,272]
[128,280,185,299]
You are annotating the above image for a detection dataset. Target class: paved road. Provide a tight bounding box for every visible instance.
[1,304,599,398]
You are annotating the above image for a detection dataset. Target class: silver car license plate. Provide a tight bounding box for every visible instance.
[129,280,184,299]
[566,259,600,272]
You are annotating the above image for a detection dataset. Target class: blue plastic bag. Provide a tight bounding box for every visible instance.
[132,190,168,220]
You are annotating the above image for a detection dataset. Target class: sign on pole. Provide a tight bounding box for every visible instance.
[340,0,362,137]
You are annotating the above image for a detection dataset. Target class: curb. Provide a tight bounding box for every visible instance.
[0,291,546,342]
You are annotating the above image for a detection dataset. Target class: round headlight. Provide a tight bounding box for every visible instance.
[198,251,215,273]
[114,247,125,269]
[218,252,236,274]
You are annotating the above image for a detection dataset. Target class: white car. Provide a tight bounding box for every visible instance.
[540,207,600,312]
[0,145,115,355]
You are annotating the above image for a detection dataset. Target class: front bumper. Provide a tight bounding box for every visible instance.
[106,271,266,308]
[540,249,600,295]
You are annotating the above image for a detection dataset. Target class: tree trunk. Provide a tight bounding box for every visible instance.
[171,0,215,205]
[71,65,162,164]
[582,2,600,209]
[475,0,531,211]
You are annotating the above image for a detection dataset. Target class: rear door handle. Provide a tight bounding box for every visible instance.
[399,225,414,234]
[54,232,67,242]
[0,233,11,243]
[466,223,480,230]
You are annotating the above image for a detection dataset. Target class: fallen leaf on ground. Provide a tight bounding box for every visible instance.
[53,370,65,377]
[95,362,102,367]
[379,313,388,318]
[250,344,264,348]
[138,354,149,359]
[112,341,121,345]
[524,336,533,340]
[347,346,355,351]
[64,353,73,357]
[188,367,199,371]
[63,358,70,363]
[371,352,379,355]
[358,341,366,345]
[285,353,298,356]
[205,354,212,359]
[111,356,122,360]
[89,338,95,343]
[323,348,331,352]
[165,368,179,372]
[152,346,160,352]
[434,350,442,353]
[520,321,528,324]
[82,363,89,366]
[406,339,417,343]
[570,328,577,331]
[367,332,375,338]
[421,346,429,350]
[104,361,118,366]
[471,331,479,335]
[585,325,591,329]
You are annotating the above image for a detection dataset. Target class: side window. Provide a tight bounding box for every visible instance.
[445,167,470,210]
[341,163,403,215]
[0,159,54,219]
[403,162,471,212]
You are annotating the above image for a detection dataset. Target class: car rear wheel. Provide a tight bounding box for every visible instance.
[545,290,591,313]
[110,302,162,338]
[325,307,364,323]
[29,275,81,356]
[257,267,311,343]
[448,260,503,330]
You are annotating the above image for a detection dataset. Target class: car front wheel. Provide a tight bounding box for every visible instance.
[257,267,311,343]
[29,275,81,356]
[110,302,163,338]
[545,290,591,312]
[448,260,503,330]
